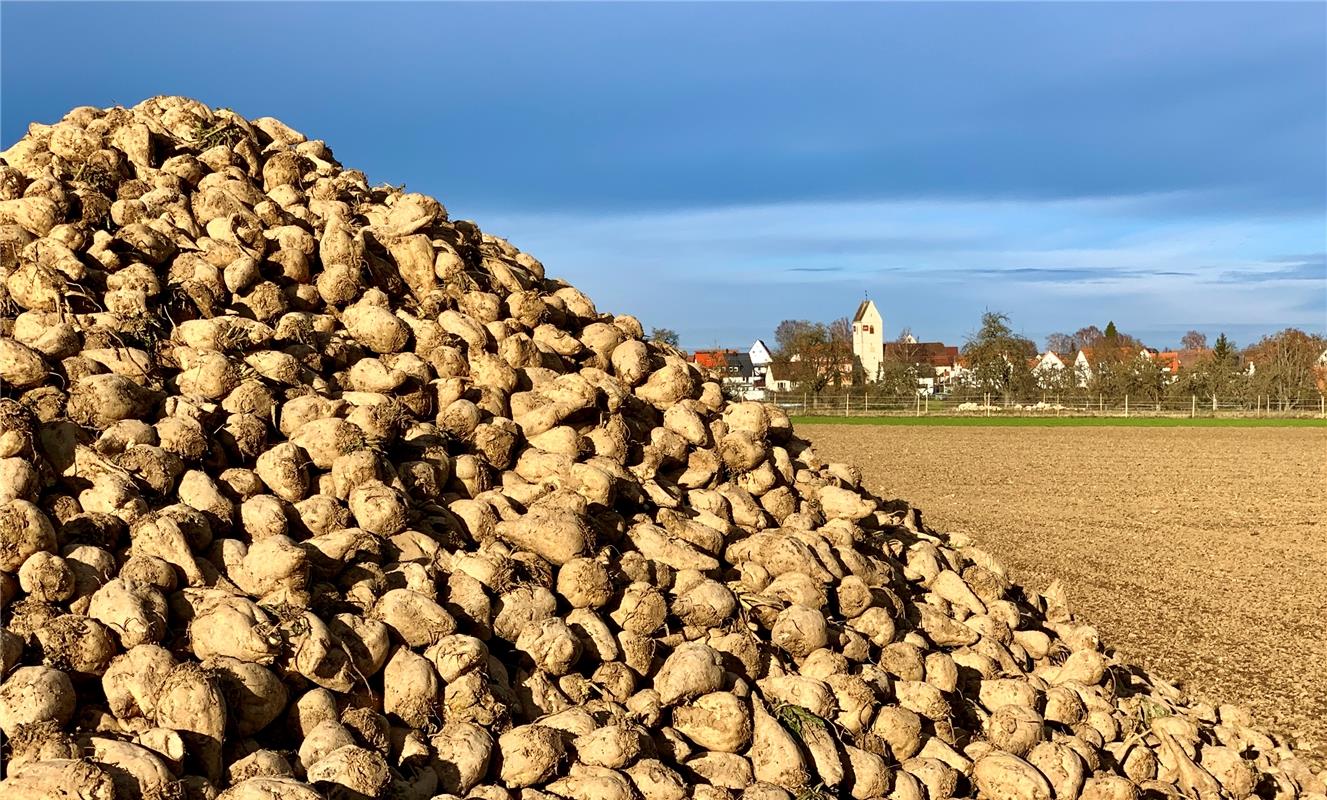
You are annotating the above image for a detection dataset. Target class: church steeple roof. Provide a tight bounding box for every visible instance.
[852,299,876,323]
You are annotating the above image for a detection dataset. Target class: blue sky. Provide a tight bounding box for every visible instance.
[3,2,1324,350]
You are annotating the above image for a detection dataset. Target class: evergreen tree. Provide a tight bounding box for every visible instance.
[1212,333,1235,365]
[1168,332,1243,404]
[1104,320,1118,339]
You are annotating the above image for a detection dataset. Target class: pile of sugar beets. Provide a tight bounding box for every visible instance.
[0,97,1322,800]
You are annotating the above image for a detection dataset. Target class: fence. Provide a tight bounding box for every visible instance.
[760,390,1327,419]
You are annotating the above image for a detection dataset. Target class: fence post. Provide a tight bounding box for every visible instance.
[1191,395,1195,419]
[915,393,920,417]
[844,393,849,417]
[925,395,929,414]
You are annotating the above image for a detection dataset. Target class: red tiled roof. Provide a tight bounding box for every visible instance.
[1154,351,1181,372]
[691,349,735,370]
[882,342,960,367]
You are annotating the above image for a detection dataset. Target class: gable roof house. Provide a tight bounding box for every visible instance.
[691,349,758,390]
[749,340,773,367]
[1033,351,1075,373]
[882,341,961,369]
[881,341,964,390]
[765,361,795,393]
[728,352,755,381]
[1148,349,1208,377]
[691,349,732,374]
[746,340,773,388]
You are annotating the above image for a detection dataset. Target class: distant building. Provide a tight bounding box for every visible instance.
[749,339,773,367]
[851,300,884,382]
[691,349,731,374]
[749,339,773,388]
[765,361,795,392]
[691,348,764,397]
[1033,350,1075,374]
[882,341,960,369]
[1150,349,1210,378]
[846,299,967,392]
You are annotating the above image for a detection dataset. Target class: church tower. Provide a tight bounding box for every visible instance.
[851,299,884,382]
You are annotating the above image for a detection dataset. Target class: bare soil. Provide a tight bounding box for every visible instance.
[800,423,1327,760]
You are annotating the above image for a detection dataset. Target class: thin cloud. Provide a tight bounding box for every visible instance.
[1212,253,1326,283]
[480,196,1325,347]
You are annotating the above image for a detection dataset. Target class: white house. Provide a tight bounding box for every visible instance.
[1033,350,1073,374]
[1070,346,1160,387]
[766,362,795,392]
[1072,350,1094,384]
[749,339,772,367]
[1033,350,1084,387]
[748,339,773,388]
[851,299,884,382]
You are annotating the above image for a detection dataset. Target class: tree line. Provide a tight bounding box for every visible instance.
[964,313,1326,406]
[763,312,1327,406]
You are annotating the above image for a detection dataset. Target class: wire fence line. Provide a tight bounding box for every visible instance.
[760,389,1327,419]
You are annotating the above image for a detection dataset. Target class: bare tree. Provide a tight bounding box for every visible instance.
[823,317,853,389]
[1073,325,1104,349]
[649,327,680,349]
[1180,330,1208,350]
[1045,332,1076,354]
[892,329,921,362]
[771,317,854,391]
[1245,328,1327,406]
[1084,322,1150,400]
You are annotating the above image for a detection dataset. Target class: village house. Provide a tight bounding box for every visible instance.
[748,339,773,388]
[765,362,796,393]
[689,347,767,399]
[691,348,749,382]
[1033,350,1074,374]
[1033,349,1088,387]
[1033,345,1217,388]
